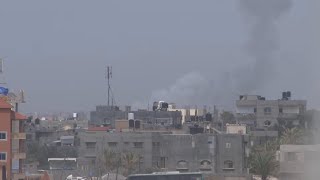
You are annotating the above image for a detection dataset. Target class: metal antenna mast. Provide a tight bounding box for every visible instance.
[0,57,7,85]
[106,66,112,106]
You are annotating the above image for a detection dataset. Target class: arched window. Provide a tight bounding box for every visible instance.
[264,120,271,127]
[224,160,234,169]
[176,160,188,171]
[200,160,211,166]
[200,160,212,171]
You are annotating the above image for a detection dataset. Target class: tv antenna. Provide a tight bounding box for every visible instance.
[106,66,112,106]
[0,57,7,85]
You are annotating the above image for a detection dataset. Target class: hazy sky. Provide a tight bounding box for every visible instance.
[0,0,319,113]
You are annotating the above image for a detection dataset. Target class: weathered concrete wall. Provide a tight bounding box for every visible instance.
[160,134,215,173]
[79,131,249,177]
[215,134,248,176]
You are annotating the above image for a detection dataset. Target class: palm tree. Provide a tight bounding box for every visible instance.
[280,127,304,145]
[249,150,278,180]
[121,152,139,176]
[103,149,117,172]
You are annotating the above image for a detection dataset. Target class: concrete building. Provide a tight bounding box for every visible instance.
[0,99,27,180]
[90,105,182,128]
[279,144,320,180]
[236,93,307,130]
[78,131,250,178]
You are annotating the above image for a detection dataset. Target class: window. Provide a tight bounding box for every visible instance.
[226,143,231,149]
[108,142,117,147]
[176,160,188,170]
[264,120,271,127]
[264,107,272,114]
[0,132,7,140]
[152,142,160,147]
[86,142,96,149]
[200,160,211,166]
[0,152,6,161]
[254,108,257,113]
[279,108,283,113]
[287,152,297,161]
[223,160,234,169]
[134,142,143,148]
[200,160,212,171]
[124,142,130,145]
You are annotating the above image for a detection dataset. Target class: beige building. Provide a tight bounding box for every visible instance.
[226,124,247,135]
[279,144,320,180]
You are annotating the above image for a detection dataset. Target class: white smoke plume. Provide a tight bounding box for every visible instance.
[150,72,211,106]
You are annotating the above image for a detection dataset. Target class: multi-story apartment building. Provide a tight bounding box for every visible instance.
[77,131,250,179]
[0,99,27,180]
[236,92,307,130]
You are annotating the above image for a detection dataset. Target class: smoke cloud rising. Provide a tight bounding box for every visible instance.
[149,0,293,108]
[150,72,211,106]
[237,0,292,93]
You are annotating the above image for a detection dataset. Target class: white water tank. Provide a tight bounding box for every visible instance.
[128,113,134,120]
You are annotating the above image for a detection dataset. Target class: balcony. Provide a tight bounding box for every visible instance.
[236,114,256,126]
[12,133,26,140]
[13,152,26,160]
[12,173,26,180]
[278,113,300,120]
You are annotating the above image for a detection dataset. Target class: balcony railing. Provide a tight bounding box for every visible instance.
[12,133,26,140]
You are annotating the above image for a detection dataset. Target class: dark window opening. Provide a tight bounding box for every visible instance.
[264,107,272,114]
[223,160,234,170]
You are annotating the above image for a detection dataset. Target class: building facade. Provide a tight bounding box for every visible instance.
[236,93,306,130]
[0,99,27,180]
[78,131,250,178]
[90,105,182,128]
[279,144,320,180]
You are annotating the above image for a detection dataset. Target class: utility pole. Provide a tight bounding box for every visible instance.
[106,66,112,107]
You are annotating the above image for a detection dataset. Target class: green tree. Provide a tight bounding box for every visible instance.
[249,150,278,180]
[280,127,304,145]
[121,152,139,176]
[103,149,117,172]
